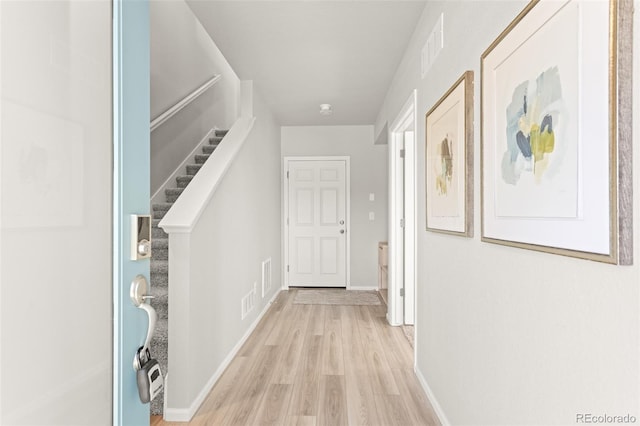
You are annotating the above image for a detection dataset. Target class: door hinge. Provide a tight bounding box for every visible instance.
[286,171,289,178]
[287,265,290,272]
[400,288,405,297]
[400,218,405,228]
[399,149,405,158]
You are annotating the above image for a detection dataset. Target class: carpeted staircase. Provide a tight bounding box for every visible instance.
[149,129,227,415]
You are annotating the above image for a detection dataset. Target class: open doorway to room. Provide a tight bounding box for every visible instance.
[386,90,417,346]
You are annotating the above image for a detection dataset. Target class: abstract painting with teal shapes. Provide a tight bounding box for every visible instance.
[502,66,564,185]
[435,134,453,195]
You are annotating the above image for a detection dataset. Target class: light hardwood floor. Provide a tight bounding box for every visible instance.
[152,289,440,426]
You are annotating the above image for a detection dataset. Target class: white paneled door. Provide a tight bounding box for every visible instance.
[286,159,348,287]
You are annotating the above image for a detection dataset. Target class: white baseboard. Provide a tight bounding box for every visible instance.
[150,127,217,206]
[163,289,280,422]
[414,366,451,426]
[349,286,379,291]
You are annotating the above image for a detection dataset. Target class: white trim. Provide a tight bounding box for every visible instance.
[415,366,451,426]
[388,90,417,327]
[163,289,280,422]
[150,127,215,206]
[404,129,416,325]
[150,75,221,132]
[283,156,351,289]
[160,117,255,234]
[349,286,379,291]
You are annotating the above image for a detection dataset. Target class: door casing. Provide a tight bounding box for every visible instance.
[388,90,417,330]
[283,156,351,289]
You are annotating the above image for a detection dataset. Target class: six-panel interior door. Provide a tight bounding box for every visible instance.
[288,160,347,287]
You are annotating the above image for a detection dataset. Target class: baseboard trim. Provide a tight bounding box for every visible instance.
[150,127,216,206]
[414,366,451,426]
[350,286,379,291]
[163,289,280,422]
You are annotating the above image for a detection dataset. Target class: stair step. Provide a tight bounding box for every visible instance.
[176,175,193,188]
[150,317,167,416]
[151,259,168,274]
[164,187,184,203]
[152,221,167,239]
[150,270,168,287]
[152,238,168,249]
[152,240,168,261]
[215,129,228,137]
[152,209,169,220]
[153,249,168,261]
[202,145,217,155]
[209,136,223,145]
[153,203,172,212]
[150,286,168,320]
[194,154,210,164]
[186,164,202,176]
[151,282,168,297]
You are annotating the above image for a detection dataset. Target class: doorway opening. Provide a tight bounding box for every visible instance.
[387,91,417,342]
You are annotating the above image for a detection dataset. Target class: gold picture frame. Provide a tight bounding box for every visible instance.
[480,0,633,264]
[425,71,474,237]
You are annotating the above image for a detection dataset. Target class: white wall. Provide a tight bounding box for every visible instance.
[150,0,240,195]
[281,126,388,289]
[165,91,282,415]
[376,1,640,424]
[0,1,112,423]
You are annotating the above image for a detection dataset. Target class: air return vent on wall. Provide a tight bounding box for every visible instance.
[241,283,257,320]
[262,258,272,297]
[421,13,444,78]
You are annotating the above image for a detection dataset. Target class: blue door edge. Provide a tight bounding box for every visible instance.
[113,0,151,424]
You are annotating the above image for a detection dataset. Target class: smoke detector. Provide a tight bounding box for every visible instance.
[319,103,333,116]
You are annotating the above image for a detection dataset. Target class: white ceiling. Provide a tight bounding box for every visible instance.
[186,0,427,126]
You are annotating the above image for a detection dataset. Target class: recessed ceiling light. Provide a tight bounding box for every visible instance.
[319,104,333,116]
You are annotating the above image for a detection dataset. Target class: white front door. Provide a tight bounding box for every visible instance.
[286,159,348,287]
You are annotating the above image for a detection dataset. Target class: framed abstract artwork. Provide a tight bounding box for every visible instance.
[426,71,474,236]
[481,0,633,264]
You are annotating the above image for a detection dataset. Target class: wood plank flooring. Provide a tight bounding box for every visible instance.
[151,289,440,426]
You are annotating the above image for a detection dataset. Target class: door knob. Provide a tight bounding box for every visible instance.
[340,229,345,234]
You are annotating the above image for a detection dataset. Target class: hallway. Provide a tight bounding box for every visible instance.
[153,289,440,425]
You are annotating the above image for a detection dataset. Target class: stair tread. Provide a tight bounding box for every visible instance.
[150,259,168,274]
[150,284,167,297]
[153,203,173,210]
[152,238,168,249]
[165,187,184,195]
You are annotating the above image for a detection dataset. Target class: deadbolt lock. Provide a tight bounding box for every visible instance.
[131,215,152,260]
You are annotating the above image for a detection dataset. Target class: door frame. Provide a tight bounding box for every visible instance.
[388,90,417,327]
[283,156,351,289]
